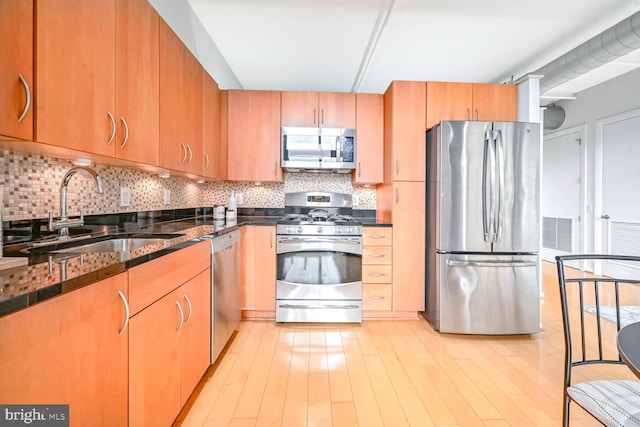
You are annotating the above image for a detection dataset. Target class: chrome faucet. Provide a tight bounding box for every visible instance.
[49,166,104,239]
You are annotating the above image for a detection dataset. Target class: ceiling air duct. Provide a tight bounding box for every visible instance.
[533,10,640,93]
[543,105,566,130]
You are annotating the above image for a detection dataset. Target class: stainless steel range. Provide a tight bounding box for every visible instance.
[276,192,362,323]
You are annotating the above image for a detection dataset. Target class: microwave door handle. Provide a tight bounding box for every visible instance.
[336,137,342,162]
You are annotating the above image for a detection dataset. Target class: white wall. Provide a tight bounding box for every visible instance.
[546,67,640,254]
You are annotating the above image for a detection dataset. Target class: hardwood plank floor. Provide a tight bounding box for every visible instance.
[178,261,640,426]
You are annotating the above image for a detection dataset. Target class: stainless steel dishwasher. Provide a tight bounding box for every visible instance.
[211,229,241,364]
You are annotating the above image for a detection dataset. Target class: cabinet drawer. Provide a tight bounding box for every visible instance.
[363,227,392,246]
[362,264,392,284]
[128,240,210,315]
[363,284,392,311]
[362,246,392,265]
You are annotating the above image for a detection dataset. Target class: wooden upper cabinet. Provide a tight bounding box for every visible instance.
[354,93,383,184]
[203,73,224,180]
[426,82,473,129]
[384,81,426,182]
[227,90,283,182]
[160,19,204,174]
[472,83,518,122]
[281,91,355,128]
[114,0,160,166]
[0,0,33,141]
[36,0,116,156]
[426,81,517,128]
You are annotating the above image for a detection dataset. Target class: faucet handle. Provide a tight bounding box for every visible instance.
[79,209,84,225]
[48,211,55,232]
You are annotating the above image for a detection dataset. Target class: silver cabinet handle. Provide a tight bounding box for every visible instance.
[17,74,31,122]
[395,188,399,204]
[368,254,386,258]
[183,294,193,325]
[117,290,130,337]
[120,117,129,148]
[368,296,386,300]
[321,109,325,125]
[204,153,210,170]
[187,144,193,165]
[107,112,116,145]
[358,162,361,178]
[396,160,399,176]
[270,231,273,249]
[367,235,386,239]
[175,300,184,333]
[368,273,387,277]
[313,108,317,125]
[475,108,480,120]
[180,143,187,163]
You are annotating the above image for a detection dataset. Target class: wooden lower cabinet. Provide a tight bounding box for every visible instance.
[362,227,393,312]
[0,273,129,427]
[241,225,276,317]
[129,268,211,427]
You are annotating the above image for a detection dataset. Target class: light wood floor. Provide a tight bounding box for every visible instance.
[177,261,640,426]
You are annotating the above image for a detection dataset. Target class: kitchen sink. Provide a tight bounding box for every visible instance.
[52,238,170,254]
[22,233,184,255]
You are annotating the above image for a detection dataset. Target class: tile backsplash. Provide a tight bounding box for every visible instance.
[1,150,376,221]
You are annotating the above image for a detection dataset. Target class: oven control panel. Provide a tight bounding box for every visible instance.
[276,224,362,236]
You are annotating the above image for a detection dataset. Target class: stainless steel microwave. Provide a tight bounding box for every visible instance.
[281,127,356,173]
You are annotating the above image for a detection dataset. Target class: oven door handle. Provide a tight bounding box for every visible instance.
[277,238,361,245]
[278,304,360,310]
[277,280,363,289]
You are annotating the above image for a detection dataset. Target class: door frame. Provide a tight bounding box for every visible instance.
[541,124,587,270]
[594,107,640,275]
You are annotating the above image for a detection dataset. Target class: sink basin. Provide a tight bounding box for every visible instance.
[52,238,169,254]
[22,233,185,255]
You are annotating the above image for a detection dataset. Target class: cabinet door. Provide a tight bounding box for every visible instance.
[426,81,473,129]
[240,225,276,314]
[255,226,276,311]
[203,73,224,180]
[183,48,204,176]
[319,92,356,128]
[159,19,188,172]
[180,269,212,406]
[354,93,383,184]
[392,181,425,311]
[281,91,318,127]
[36,0,116,156]
[0,273,129,427]
[115,0,159,165]
[129,288,182,427]
[227,90,282,182]
[385,81,426,181]
[472,83,518,121]
[0,0,33,140]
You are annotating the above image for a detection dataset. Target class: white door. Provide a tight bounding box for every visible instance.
[542,128,583,266]
[596,109,640,279]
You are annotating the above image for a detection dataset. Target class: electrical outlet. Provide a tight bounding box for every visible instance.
[120,187,131,207]
[352,194,360,206]
[235,192,243,206]
[164,189,171,205]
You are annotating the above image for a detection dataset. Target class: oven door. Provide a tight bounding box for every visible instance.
[276,235,362,323]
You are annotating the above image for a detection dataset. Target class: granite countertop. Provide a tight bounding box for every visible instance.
[0,210,389,318]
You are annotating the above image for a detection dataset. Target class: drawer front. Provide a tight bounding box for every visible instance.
[363,284,392,311]
[362,227,392,246]
[362,246,392,265]
[362,264,392,284]
[128,240,210,315]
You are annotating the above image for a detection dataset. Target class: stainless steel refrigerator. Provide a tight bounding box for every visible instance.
[424,121,541,334]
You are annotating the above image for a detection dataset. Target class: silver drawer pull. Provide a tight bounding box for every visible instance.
[368,296,386,300]
[18,74,31,122]
[368,254,386,258]
[368,273,386,277]
[367,235,386,239]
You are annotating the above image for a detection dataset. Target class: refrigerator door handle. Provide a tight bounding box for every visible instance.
[482,131,492,242]
[493,129,504,242]
[446,260,538,268]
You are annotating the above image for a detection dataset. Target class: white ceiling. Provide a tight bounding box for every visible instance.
[175,0,640,97]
